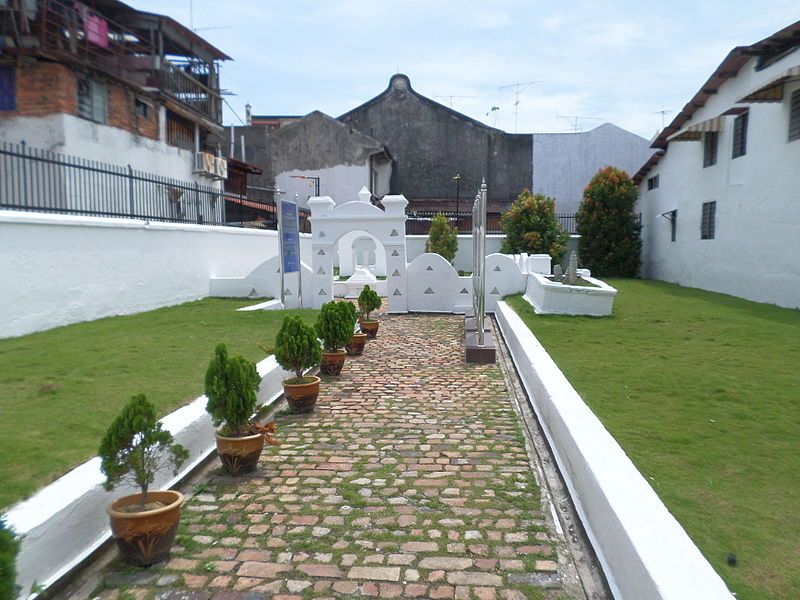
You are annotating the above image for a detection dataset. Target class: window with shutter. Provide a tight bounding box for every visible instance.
[703,132,718,167]
[701,201,716,240]
[789,89,800,143]
[732,112,748,159]
[0,65,15,111]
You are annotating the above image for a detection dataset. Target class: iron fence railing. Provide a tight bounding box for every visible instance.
[0,142,311,231]
[406,210,579,235]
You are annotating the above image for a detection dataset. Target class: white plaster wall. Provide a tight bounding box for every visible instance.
[406,253,471,312]
[495,302,735,600]
[336,230,388,277]
[405,234,505,273]
[6,354,296,599]
[639,51,800,309]
[484,254,526,312]
[523,273,617,316]
[276,164,371,209]
[0,113,205,183]
[210,256,313,310]
[0,211,312,338]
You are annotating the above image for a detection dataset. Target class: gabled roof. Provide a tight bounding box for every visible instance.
[272,110,392,161]
[339,74,508,135]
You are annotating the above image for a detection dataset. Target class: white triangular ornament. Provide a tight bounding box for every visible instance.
[460,288,468,294]
[392,269,400,277]
[426,265,433,271]
[424,287,434,294]
[490,287,500,295]
[318,289,327,295]
[393,289,402,296]
[493,265,502,272]
[391,250,400,256]
[390,229,399,237]
[317,267,325,275]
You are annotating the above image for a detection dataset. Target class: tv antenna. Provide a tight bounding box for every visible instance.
[499,80,542,133]
[653,109,673,129]
[434,95,477,108]
[557,115,605,133]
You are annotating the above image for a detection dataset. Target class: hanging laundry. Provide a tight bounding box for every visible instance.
[73,1,109,47]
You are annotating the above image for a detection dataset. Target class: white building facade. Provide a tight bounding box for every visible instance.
[636,21,800,309]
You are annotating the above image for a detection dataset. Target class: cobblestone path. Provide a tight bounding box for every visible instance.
[93,313,581,600]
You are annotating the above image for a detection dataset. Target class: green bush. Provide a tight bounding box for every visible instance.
[425,213,458,263]
[204,343,261,436]
[315,301,353,352]
[357,285,382,322]
[0,517,19,600]
[500,189,569,262]
[576,166,641,277]
[98,394,188,507]
[340,301,358,331]
[274,316,321,382]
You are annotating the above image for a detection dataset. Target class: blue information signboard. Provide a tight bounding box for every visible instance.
[280,200,300,274]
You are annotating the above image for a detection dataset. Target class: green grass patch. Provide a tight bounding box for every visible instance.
[0,298,318,509]
[506,281,800,600]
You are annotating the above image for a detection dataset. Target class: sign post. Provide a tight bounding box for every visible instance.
[278,192,302,308]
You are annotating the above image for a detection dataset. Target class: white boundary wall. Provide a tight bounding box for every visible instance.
[5,354,296,599]
[0,211,312,339]
[495,301,734,600]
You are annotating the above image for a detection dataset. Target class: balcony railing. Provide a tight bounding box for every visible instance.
[158,60,222,123]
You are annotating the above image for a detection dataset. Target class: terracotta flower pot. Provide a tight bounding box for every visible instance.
[320,349,347,375]
[214,431,265,474]
[359,319,379,339]
[346,332,368,356]
[282,375,321,413]
[107,490,184,566]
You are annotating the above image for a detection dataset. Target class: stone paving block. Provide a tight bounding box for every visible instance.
[89,312,577,600]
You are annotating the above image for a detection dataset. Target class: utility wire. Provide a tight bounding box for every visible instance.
[223,97,247,126]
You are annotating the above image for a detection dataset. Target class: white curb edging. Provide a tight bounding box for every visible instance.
[6,355,294,598]
[495,301,734,600]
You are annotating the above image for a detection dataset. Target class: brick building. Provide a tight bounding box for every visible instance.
[0,0,230,185]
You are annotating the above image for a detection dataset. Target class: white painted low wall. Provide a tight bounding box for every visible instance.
[523,272,617,316]
[405,234,505,273]
[0,211,312,339]
[5,355,295,598]
[495,302,734,600]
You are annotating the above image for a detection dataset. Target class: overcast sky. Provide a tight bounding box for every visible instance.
[132,1,798,140]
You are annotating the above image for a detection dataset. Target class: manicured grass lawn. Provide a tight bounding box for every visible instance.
[0,299,318,509]
[506,281,800,600]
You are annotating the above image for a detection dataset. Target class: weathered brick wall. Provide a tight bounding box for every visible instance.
[12,60,77,116]
[3,60,158,140]
[106,83,158,140]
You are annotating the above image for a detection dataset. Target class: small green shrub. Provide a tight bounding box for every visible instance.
[500,189,569,262]
[315,301,353,352]
[98,394,188,507]
[0,517,19,600]
[576,166,641,277]
[274,316,321,382]
[204,343,261,436]
[357,286,382,321]
[425,213,458,263]
[340,301,358,331]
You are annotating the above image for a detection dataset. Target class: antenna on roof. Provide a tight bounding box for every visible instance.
[653,109,673,130]
[557,115,605,133]
[434,95,477,108]
[499,80,543,133]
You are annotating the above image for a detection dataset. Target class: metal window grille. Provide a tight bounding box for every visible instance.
[647,174,659,190]
[703,132,718,167]
[701,201,716,240]
[789,89,800,142]
[732,112,748,159]
[0,65,15,111]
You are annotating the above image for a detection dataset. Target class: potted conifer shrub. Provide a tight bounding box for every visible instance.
[275,316,321,413]
[358,285,382,338]
[0,516,19,600]
[205,343,278,475]
[100,394,188,566]
[316,301,353,375]
[343,301,367,356]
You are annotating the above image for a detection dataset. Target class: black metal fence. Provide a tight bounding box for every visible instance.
[0,142,311,231]
[406,210,578,235]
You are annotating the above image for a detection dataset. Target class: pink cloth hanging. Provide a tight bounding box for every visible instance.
[84,12,109,47]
